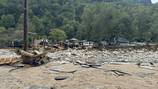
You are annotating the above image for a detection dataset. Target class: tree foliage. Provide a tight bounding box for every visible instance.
[49,28,67,42]
[0,0,158,46]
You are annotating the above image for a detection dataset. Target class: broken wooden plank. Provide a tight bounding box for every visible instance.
[0,56,21,65]
[50,69,77,73]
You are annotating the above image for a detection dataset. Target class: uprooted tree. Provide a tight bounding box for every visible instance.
[18,50,50,66]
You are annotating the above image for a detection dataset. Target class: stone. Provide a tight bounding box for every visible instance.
[54,76,69,80]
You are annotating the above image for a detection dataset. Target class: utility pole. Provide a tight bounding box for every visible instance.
[23,0,28,51]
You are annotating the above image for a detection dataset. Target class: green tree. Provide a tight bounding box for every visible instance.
[0,14,15,29]
[49,28,67,42]
[0,27,6,33]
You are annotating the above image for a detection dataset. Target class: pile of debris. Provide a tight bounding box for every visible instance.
[0,49,21,65]
[47,48,158,65]
[1,48,158,67]
[18,50,50,66]
[0,49,50,66]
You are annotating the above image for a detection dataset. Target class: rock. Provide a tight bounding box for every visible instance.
[71,53,77,56]
[54,76,69,80]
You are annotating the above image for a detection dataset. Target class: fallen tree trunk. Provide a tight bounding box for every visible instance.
[19,50,50,66]
[20,50,35,57]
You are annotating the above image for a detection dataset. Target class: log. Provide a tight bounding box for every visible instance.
[19,50,50,66]
[20,50,34,57]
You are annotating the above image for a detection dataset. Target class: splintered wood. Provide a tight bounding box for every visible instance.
[19,50,50,66]
[0,50,49,66]
[0,56,21,65]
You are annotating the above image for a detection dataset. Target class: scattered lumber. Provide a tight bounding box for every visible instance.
[91,66,132,76]
[50,69,77,73]
[0,56,21,65]
[75,60,131,76]
[110,70,131,76]
[75,60,102,68]
[0,50,50,66]
[136,62,155,67]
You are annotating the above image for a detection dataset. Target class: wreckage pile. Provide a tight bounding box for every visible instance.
[0,49,21,65]
[47,48,158,65]
[19,50,50,66]
[1,48,158,66]
[1,49,158,89]
[0,49,50,66]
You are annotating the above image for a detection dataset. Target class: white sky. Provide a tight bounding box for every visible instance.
[152,0,158,3]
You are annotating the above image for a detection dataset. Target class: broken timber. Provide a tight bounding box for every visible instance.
[0,50,49,66]
[0,56,21,65]
[19,50,50,66]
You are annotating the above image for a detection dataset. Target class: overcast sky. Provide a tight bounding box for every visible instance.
[152,0,158,3]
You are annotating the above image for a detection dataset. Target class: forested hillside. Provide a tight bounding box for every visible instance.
[0,0,158,46]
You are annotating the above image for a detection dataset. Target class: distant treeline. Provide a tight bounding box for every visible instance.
[0,0,158,47]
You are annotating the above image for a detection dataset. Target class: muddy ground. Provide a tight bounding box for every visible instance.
[0,49,158,89]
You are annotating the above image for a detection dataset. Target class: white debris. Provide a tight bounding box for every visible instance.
[0,49,17,56]
[47,49,158,64]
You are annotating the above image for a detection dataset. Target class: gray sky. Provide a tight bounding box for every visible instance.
[152,0,158,3]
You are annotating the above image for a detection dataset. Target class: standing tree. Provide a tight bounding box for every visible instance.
[49,28,67,43]
[23,0,28,51]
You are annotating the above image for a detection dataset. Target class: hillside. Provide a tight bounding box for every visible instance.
[0,0,158,47]
[90,0,152,4]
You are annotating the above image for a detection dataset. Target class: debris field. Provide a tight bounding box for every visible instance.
[0,49,158,89]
